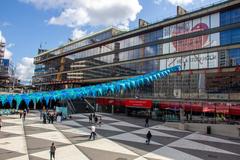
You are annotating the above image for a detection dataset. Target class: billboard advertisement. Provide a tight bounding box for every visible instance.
[163,13,220,54]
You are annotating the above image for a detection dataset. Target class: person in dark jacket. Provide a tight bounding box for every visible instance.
[145,117,149,127]
[94,116,98,124]
[89,114,92,123]
[146,131,152,145]
[50,114,54,124]
[23,109,26,121]
[43,113,46,124]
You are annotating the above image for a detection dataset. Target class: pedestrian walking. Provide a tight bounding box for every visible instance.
[94,116,98,124]
[23,109,26,121]
[145,117,149,127]
[50,114,54,124]
[146,131,152,145]
[98,116,102,127]
[47,112,51,124]
[19,111,22,119]
[40,110,43,120]
[50,142,56,160]
[89,114,92,123]
[0,117,2,131]
[89,125,96,140]
[43,113,47,124]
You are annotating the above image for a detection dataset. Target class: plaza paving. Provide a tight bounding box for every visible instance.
[0,111,240,160]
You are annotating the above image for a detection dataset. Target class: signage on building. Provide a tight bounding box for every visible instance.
[96,98,152,109]
[124,100,152,109]
[161,52,218,70]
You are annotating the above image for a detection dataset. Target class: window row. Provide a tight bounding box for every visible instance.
[220,7,240,26]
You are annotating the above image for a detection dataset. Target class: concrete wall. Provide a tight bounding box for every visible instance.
[164,122,240,138]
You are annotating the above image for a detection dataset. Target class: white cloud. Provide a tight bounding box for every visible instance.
[154,0,193,5]
[16,57,34,82]
[0,30,6,43]
[21,0,142,30]
[72,28,86,40]
[168,0,192,5]
[154,0,162,5]
[6,43,15,48]
[4,49,13,59]
[0,21,11,27]
[19,0,72,10]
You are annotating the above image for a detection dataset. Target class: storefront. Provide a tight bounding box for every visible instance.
[96,98,152,117]
[96,98,240,123]
[156,102,181,122]
[124,99,152,117]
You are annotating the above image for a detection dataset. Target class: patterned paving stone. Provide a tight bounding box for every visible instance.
[29,155,47,160]
[60,131,91,144]
[0,131,21,139]
[0,111,240,160]
[24,126,54,135]
[0,148,25,160]
[190,140,240,155]
[113,139,162,156]
[25,136,68,154]
[77,146,138,160]
[172,147,240,160]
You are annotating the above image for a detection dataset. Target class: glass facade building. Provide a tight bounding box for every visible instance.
[33,1,240,120]
[0,41,15,90]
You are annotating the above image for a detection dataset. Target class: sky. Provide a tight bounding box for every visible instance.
[0,0,223,83]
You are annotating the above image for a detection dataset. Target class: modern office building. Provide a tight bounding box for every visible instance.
[33,0,240,120]
[0,40,16,92]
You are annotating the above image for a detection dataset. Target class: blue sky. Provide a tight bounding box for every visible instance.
[0,0,222,82]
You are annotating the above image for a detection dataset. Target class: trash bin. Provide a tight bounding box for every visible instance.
[207,126,211,134]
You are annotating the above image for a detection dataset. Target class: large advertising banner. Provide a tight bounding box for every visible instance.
[162,13,220,54]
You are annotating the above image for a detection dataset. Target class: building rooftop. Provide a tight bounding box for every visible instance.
[37,27,125,57]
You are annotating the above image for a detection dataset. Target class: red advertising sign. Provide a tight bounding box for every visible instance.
[216,104,229,114]
[182,102,202,112]
[203,103,215,113]
[203,103,229,114]
[96,98,116,106]
[229,105,240,115]
[96,98,152,109]
[124,100,152,109]
[159,102,180,109]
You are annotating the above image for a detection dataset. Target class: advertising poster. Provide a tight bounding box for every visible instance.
[162,13,220,54]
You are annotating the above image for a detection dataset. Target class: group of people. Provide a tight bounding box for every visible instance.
[89,113,102,126]
[42,111,56,124]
